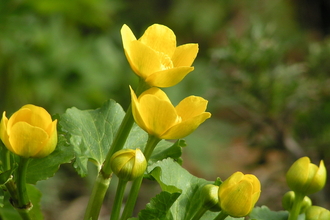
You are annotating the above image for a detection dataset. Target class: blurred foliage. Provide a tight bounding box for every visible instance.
[1,0,330,217]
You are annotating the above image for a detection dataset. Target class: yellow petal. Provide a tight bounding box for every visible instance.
[9,121,49,158]
[219,172,244,198]
[139,24,176,57]
[0,111,12,152]
[126,40,162,78]
[130,86,149,132]
[8,105,52,132]
[161,112,211,139]
[145,66,194,87]
[138,94,178,138]
[172,43,199,67]
[140,87,171,103]
[34,119,57,158]
[121,24,137,50]
[221,180,253,217]
[306,160,327,194]
[175,96,209,121]
[286,157,310,190]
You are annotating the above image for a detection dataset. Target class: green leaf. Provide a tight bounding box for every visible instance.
[27,184,43,220]
[249,206,289,220]
[138,191,181,220]
[149,140,185,166]
[147,158,215,220]
[60,99,125,176]
[26,121,75,184]
[0,184,42,220]
[59,99,185,177]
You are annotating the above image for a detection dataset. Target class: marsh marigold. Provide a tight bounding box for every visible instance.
[130,86,211,139]
[218,172,261,217]
[0,104,57,158]
[121,24,198,87]
[286,157,326,195]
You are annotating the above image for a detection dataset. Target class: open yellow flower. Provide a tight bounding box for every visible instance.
[0,104,57,158]
[130,87,211,139]
[218,172,261,217]
[121,24,199,87]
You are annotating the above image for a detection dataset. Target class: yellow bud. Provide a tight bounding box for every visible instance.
[200,184,221,212]
[110,148,147,181]
[282,191,312,214]
[218,172,261,217]
[0,104,57,158]
[286,157,327,195]
[305,206,330,220]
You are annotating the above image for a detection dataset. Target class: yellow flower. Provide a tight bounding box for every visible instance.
[110,148,147,181]
[130,87,211,139]
[218,172,261,217]
[286,157,326,195]
[0,104,57,158]
[121,24,198,87]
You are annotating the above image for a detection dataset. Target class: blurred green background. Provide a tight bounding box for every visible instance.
[1,0,330,219]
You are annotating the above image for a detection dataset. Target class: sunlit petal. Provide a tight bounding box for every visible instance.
[121,24,137,50]
[9,122,49,158]
[172,43,199,67]
[175,96,209,121]
[139,24,176,57]
[161,112,211,139]
[146,66,194,87]
[138,94,177,137]
[127,41,162,78]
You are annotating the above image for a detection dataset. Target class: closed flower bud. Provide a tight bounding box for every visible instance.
[110,148,147,181]
[0,104,57,158]
[305,206,330,220]
[200,184,221,212]
[286,157,326,195]
[282,191,312,214]
[218,172,261,217]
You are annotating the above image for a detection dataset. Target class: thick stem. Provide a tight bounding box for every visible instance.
[120,135,161,220]
[110,179,128,220]
[191,206,208,220]
[213,211,228,220]
[16,158,31,208]
[83,173,111,220]
[288,192,304,220]
[84,79,149,220]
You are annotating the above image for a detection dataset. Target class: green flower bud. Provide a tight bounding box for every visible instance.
[200,184,221,212]
[218,172,261,217]
[286,157,327,195]
[305,206,330,220]
[282,191,312,214]
[110,148,147,181]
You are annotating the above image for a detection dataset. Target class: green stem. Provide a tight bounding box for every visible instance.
[213,211,228,220]
[110,179,128,220]
[83,79,149,220]
[83,173,111,220]
[12,157,33,220]
[288,192,304,220]
[5,179,32,220]
[191,206,208,220]
[16,158,31,208]
[120,135,161,220]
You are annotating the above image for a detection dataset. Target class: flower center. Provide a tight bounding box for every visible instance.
[157,52,173,70]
